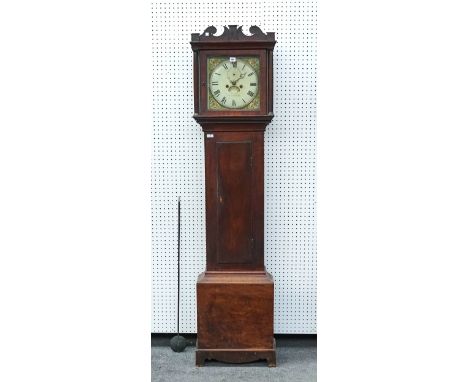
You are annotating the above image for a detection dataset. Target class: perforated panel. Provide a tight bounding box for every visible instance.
[152,0,317,334]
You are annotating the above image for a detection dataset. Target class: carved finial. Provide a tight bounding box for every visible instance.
[228,25,239,37]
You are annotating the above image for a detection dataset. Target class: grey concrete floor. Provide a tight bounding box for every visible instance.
[151,335,317,382]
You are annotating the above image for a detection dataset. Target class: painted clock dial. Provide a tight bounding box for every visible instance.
[208,57,260,110]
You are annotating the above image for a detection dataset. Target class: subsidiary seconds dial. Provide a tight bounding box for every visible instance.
[209,58,258,109]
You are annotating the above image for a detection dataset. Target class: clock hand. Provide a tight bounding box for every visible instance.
[237,72,246,81]
[230,72,246,85]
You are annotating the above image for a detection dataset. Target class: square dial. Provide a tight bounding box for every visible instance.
[207,56,260,111]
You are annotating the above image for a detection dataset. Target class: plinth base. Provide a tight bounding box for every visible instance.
[196,339,276,367]
[196,271,276,367]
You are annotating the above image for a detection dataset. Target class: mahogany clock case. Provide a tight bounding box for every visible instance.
[191,25,277,367]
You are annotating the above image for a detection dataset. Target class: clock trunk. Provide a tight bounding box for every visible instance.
[204,131,264,272]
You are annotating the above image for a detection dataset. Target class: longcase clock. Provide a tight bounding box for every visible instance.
[191,25,276,367]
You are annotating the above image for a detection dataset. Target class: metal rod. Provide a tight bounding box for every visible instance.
[177,196,181,336]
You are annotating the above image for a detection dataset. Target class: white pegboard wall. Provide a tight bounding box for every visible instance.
[152,0,317,334]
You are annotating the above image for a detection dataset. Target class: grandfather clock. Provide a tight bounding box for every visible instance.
[191,25,276,367]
